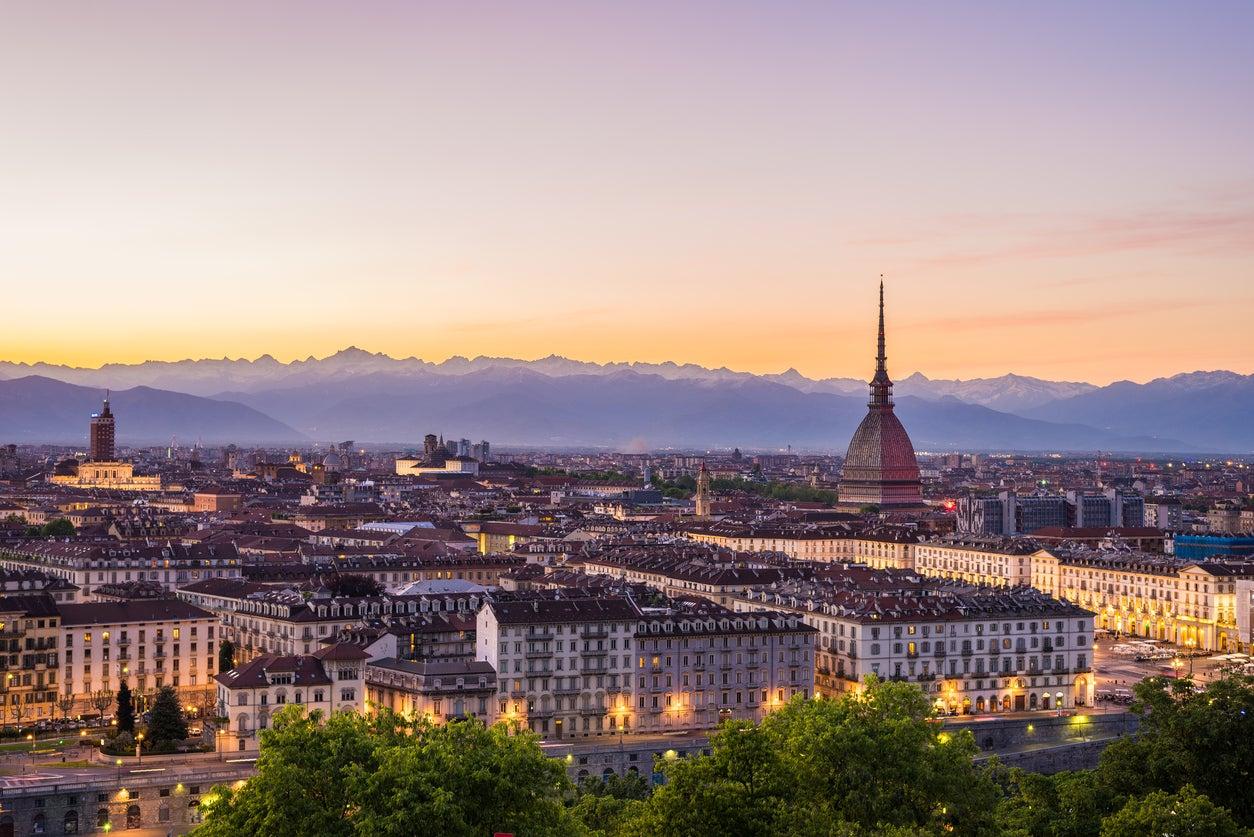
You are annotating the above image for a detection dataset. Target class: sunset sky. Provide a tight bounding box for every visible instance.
[3,2,1253,384]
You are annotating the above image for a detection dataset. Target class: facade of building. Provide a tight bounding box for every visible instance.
[0,594,61,727]
[735,579,1095,713]
[838,282,924,510]
[0,542,241,600]
[365,658,497,725]
[59,599,219,711]
[911,538,1042,587]
[477,597,640,739]
[215,643,368,751]
[1031,549,1254,652]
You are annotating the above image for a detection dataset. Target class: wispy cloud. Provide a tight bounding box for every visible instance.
[916,206,1254,268]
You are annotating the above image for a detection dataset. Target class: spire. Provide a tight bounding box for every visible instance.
[869,276,893,407]
[876,277,886,372]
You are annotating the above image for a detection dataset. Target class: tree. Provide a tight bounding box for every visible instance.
[147,685,188,744]
[617,678,1000,837]
[196,708,582,837]
[218,639,236,674]
[324,573,383,598]
[57,692,77,722]
[40,518,75,538]
[116,682,135,734]
[1097,675,1254,824]
[1099,785,1243,837]
[90,689,113,719]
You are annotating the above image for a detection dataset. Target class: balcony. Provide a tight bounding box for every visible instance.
[115,637,132,646]
[554,684,581,695]
[580,628,610,640]
[524,649,552,659]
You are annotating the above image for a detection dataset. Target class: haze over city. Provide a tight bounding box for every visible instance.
[4,1,1254,383]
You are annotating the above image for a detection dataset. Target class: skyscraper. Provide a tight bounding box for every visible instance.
[838,281,924,510]
[89,393,115,462]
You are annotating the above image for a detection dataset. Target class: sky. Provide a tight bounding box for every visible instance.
[2,1,1253,385]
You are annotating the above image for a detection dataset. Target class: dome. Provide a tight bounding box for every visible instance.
[839,407,923,508]
[322,452,343,468]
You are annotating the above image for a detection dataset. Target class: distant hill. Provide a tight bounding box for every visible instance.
[213,367,1194,453]
[0,376,304,445]
[0,349,1244,451]
[1025,371,1254,453]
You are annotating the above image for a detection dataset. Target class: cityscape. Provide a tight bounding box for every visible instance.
[3,3,1254,837]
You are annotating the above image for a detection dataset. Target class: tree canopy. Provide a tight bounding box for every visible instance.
[197,708,581,837]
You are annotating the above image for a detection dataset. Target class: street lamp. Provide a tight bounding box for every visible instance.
[135,732,143,764]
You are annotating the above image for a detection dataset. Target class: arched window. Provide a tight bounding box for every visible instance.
[30,813,45,835]
[96,809,110,829]
[63,810,79,834]
[126,805,141,829]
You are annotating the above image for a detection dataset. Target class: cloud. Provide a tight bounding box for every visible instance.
[916,206,1254,268]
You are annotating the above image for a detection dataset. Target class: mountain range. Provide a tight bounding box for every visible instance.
[0,348,1248,453]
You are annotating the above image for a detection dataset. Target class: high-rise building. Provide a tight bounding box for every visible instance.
[838,281,923,510]
[89,394,115,462]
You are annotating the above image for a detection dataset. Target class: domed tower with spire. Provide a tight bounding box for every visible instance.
[838,280,924,510]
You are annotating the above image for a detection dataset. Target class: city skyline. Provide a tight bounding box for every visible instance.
[4,2,1254,383]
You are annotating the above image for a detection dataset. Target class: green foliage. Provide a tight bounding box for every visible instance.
[655,474,838,504]
[116,682,135,734]
[612,678,999,837]
[218,639,236,674]
[148,685,188,744]
[994,675,1254,835]
[1099,785,1243,837]
[324,572,384,597]
[40,518,75,538]
[1096,675,1254,824]
[196,708,581,837]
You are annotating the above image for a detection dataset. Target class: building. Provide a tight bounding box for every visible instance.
[89,394,115,462]
[1173,533,1254,561]
[629,606,815,733]
[0,541,242,600]
[49,396,163,491]
[959,490,1143,536]
[215,643,368,752]
[477,597,641,739]
[838,282,924,510]
[1031,547,1254,652]
[59,599,219,711]
[735,576,1095,713]
[0,594,62,727]
[365,658,497,725]
[911,537,1042,588]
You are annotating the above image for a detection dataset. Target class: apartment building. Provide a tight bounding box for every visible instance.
[911,537,1042,587]
[685,523,919,568]
[0,595,61,726]
[1031,548,1254,652]
[215,643,369,752]
[179,578,486,662]
[630,606,816,733]
[477,597,640,739]
[59,600,218,710]
[735,577,1094,713]
[365,658,498,725]
[0,541,241,600]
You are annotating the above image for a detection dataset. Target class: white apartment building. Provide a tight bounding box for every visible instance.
[0,542,241,601]
[1031,549,1254,652]
[59,600,219,711]
[735,581,1095,714]
[911,538,1041,587]
[477,597,640,739]
[214,643,368,752]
